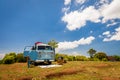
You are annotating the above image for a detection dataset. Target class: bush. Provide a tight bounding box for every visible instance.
[16,53,26,62]
[102,58,108,61]
[76,56,88,61]
[2,53,16,64]
[55,53,89,61]
[94,52,107,61]
[3,56,15,64]
[0,60,3,64]
[93,58,100,61]
[9,53,17,61]
[67,56,75,61]
[113,55,120,61]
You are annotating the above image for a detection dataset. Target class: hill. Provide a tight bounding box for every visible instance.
[0,61,120,80]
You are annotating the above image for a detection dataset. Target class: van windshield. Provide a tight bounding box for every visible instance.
[38,46,53,50]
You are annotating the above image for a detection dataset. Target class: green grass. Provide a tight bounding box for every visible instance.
[0,61,120,80]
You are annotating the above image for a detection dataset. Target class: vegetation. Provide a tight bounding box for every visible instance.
[1,52,120,64]
[94,52,108,61]
[2,53,16,64]
[3,55,15,64]
[1,53,26,64]
[87,48,96,58]
[0,47,120,79]
[0,60,3,64]
[16,53,26,62]
[113,55,120,61]
[55,53,89,61]
[0,47,120,64]
[48,40,58,49]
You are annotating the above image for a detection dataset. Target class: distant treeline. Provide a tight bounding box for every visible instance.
[0,52,120,64]
[55,53,120,62]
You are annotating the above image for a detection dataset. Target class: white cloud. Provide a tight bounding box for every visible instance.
[100,0,110,4]
[62,7,70,13]
[107,22,117,27]
[70,52,81,56]
[103,31,111,37]
[62,6,101,31]
[100,0,120,23]
[64,0,71,6]
[75,0,86,4]
[67,52,82,56]
[103,38,109,42]
[103,31,110,35]
[103,27,120,41]
[0,54,5,60]
[62,0,120,31]
[56,36,95,51]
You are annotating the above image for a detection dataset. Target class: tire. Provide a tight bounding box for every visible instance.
[48,61,51,65]
[34,62,38,66]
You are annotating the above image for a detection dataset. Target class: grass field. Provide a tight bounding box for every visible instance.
[0,61,120,80]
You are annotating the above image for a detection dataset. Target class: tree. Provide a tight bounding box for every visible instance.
[76,56,89,61]
[94,52,107,61]
[3,55,15,64]
[67,56,75,61]
[16,53,26,62]
[9,52,16,62]
[87,48,96,58]
[2,52,16,64]
[113,55,120,61]
[48,40,58,49]
[0,60,3,64]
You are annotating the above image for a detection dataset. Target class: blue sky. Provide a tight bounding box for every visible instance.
[0,0,120,58]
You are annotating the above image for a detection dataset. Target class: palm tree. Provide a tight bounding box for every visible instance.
[87,48,96,58]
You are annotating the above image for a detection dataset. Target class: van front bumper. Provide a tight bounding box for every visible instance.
[35,60,54,62]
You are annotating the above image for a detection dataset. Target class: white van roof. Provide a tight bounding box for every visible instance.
[36,43,50,46]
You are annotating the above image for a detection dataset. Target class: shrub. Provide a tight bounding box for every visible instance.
[9,53,17,62]
[102,58,108,61]
[16,53,26,62]
[3,56,15,64]
[67,56,75,61]
[113,55,120,61]
[93,58,100,61]
[94,52,107,61]
[0,60,3,64]
[76,56,88,61]
[107,56,116,61]
[2,53,16,64]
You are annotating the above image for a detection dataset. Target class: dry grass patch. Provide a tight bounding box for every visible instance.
[45,68,84,78]
[17,76,33,80]
[0,61,120,80]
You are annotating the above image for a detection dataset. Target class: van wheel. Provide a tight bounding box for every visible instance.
[48,62,51,65]
[34,62,38,66]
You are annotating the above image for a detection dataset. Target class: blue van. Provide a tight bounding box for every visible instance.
[23,42,55,67]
